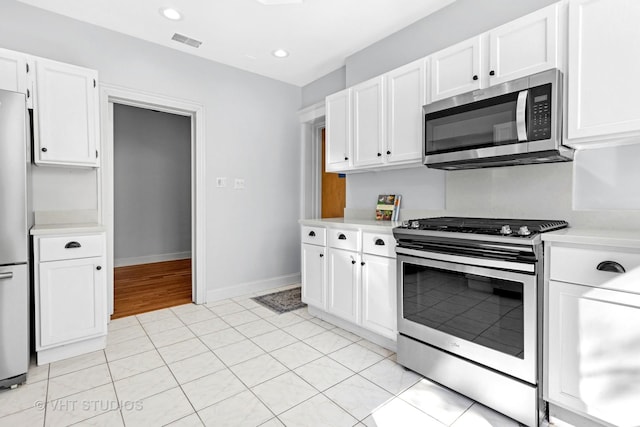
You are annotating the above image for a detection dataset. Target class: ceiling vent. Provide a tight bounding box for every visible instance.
[171,33,202,48]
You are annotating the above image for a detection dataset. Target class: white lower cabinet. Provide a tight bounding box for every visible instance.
[361,253,396,339]
[327,248,360,323]
[300,223,397,344]
[545,241,640,427]
[33,231,107,365]
[301,243,326,309]
[548,280,640,427]
[39,257,106,347]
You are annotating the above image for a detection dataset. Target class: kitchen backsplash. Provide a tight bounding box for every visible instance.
[346,142,640,230]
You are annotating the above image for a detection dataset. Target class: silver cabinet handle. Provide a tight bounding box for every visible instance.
[596,261,626,274]
[516,90,528,142]
[0,272,14,280]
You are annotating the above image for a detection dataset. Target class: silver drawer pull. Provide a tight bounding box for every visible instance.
[596,261,626,274]
[0,272,13,280]
[375,239,385,246]
[65,241,82,249]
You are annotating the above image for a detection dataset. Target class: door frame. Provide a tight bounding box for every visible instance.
[298,101,326,220]
[99,84,207,314]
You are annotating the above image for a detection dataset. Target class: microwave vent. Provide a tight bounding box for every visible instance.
[171,33,202,48]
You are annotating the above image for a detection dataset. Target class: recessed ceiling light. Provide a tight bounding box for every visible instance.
[272,49,289,58]
[256,0,303,5]
[160,8,182,21]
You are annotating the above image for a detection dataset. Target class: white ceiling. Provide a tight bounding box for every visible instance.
[16,0,455,86]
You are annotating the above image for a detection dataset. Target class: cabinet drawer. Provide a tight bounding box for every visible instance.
[549,245,640,287]
[328,229,359,251]
[301,226,326,246]
[39,234,105,262]
[362,232,396,258]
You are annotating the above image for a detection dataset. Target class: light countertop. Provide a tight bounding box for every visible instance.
[30,223,105,236]
[299,218,402,232]
[542,227,640,249]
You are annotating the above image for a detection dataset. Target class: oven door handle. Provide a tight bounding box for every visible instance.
[395,247,535,274]
[516,90,528,142]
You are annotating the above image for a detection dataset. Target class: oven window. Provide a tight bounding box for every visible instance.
[425,91,521,154]
[403,263,524,358]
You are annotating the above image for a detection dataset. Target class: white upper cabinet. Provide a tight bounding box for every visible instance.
[489,4,560,86]
[0,48,27,95]
[325,88,352,172]
[430,36,482,102]
[34,58,100,167]
[430,4,560,102]
[352,76,385,168]
[567,0,640,143]
[386,58,427,164]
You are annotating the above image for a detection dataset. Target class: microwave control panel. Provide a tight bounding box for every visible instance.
[529,83,552,141]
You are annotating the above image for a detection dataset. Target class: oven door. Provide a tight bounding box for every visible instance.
[397,252,537,384]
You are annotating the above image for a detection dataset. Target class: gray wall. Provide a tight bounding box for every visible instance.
[113,105,191,265]
[301,66,346,108]
[345,0,558,86]
[1,1,302,296]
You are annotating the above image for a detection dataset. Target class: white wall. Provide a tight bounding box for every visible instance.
[1,0,302,297]
[346,167,445,215]
[113,105,191,266]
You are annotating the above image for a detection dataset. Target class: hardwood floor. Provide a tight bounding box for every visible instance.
[112,259,192,319]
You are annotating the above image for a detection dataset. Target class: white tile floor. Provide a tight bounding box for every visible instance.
[0,285,523,427]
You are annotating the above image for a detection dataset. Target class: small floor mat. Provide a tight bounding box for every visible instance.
[252,287,307,314]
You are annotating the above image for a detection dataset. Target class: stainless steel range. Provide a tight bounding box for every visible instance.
[393,217,568,427]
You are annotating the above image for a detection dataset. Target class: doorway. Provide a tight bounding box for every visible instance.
[111,105,192,318]
[320,128,346,218]
[99,84,207,318]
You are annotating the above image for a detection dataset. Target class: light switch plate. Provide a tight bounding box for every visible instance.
[234,178,245,189]
[216,177,227,187]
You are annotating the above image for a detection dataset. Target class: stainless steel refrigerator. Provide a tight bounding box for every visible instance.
[0,88,29,388]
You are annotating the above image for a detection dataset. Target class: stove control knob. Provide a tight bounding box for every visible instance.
[410,220,420,229]
[518,226,531,236]
[500,225,512,235]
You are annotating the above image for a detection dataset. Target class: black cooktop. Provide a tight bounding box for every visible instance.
[400,216,568,237]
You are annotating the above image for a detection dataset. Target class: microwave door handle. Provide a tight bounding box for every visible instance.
[516,90,528,142]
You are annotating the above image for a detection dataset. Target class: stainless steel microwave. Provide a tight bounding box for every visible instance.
[423,69,572,170]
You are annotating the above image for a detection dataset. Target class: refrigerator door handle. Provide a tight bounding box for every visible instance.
[0,272,14,280]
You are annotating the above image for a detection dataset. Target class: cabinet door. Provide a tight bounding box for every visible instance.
[0,48,27,95]
[386,58,426,165]
[301,244,325,309]
[327,248,359,323]
[548,280,640,427]
[326,88,351,172]
[567,0,640,141]
[361,254,397,339]
[430,36,482,102]
[34,59,99,167]
[352,76,384,168]
[489,4,559,86]
[39,257,106,348]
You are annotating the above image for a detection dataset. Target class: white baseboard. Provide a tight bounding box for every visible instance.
[114,251,191,267]
[207,273,301,302]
